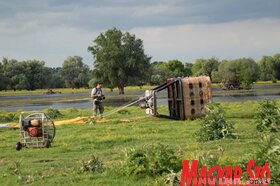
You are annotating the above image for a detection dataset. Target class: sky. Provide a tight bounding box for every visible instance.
[0,0,280,68]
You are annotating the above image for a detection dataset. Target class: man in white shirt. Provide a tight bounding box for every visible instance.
[91,83,105,118]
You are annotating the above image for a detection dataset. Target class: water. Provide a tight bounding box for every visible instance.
[1,85,280,112]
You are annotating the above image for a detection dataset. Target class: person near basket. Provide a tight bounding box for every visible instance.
[91,83,105,118]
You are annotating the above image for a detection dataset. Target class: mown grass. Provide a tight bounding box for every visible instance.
[0,100,276,186]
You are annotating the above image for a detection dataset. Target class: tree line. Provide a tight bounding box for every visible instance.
[0,56,90,91]
[1,53,279,92]
[0,27,279,93]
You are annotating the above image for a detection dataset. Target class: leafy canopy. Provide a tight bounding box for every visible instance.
[88,27,151,94]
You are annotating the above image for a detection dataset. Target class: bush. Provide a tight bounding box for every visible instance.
[0,110,20,122]
[124,144,181,177]
[195,103,237,142]
[165,152,220,186]
[46,108,62,119]
[255,134,280,180]
[125,150,150,176]
[80,154,105,174]
[256,100,280,132]
[240,134,280,180]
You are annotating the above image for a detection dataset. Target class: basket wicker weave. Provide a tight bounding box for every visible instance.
[181,76,212,119]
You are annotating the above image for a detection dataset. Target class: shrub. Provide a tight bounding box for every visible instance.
[195,103,237,142]
[256,100,280,132]
[149,144,181,175]
[46,108,62,119]
[255,134,280,180]
[165,152,220,186]
[124,144,181,177]
[125,150,150,176]
[240,134,280,180]
[80,154,105,174]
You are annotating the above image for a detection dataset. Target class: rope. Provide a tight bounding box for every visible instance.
[103,98,143,117]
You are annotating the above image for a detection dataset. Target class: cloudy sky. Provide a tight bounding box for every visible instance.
[1,0,280,67]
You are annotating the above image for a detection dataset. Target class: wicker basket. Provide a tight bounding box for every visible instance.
[181,76,212,119]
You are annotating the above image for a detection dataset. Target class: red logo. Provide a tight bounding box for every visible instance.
[180,160,271,186]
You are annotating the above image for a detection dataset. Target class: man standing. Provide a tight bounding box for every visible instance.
[91,83,105,118]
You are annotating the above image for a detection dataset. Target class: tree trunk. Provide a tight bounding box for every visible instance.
[118,85,125,94]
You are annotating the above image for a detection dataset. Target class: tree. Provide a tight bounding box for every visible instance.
[192,59,204,75]
[218,60,241,89]
[238,58,259,88]
[192,58,219,80]
[2,58,24,91]
[273,53,280,80]
[184,63,193,76]
[258,56,277,82]
[201,58,219,80]
[62,56,90,88]
[165,60,185,77]
[217,58,258,89]
[149,62,172,85]
[0,61,9,90]
[43,67,65,88]
[23,60,46,90]
[88,27,151,94]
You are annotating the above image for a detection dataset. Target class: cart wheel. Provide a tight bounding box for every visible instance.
[16,142,22,151]
[45,140,51,148]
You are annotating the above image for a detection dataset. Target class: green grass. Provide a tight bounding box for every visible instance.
[0,100,277,185]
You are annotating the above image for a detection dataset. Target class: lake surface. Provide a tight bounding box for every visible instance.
[1,84,280,112]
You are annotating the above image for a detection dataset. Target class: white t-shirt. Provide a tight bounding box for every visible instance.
[91,88,103,101]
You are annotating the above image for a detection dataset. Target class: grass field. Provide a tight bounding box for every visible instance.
[0,100,277,185]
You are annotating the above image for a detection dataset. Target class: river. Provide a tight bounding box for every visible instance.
[1,84,280,112]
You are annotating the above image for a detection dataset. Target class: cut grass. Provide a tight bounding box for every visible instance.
[0,101,277,185]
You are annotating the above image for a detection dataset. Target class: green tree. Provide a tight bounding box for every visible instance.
[62,56,90,88]
[202,58,219,80]
[273,53,280,80]
[192,58,219,80]
[23,60,46,90]
[2,58,24,91]
[88,27,151,94]
[258,56,277,82]
[14,74,29,90]
[218,60,241,89]
[218,58,259,89]
[43,67,65,88]
[238,58,259,88]
[184,63,193,76]
[165,60,185,77]
[192,59,204,75]
[0,61,9,90]
[149,62,172,85]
